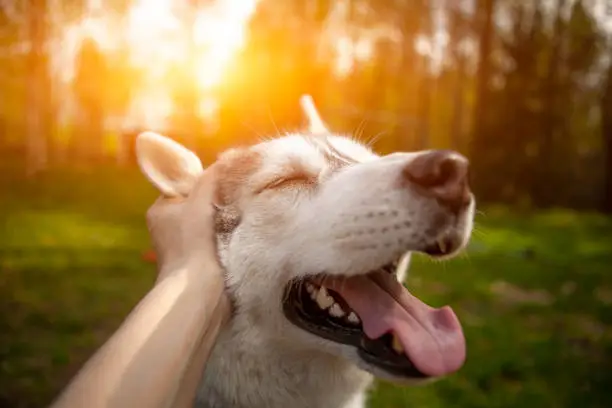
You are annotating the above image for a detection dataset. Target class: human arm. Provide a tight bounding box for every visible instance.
[51,166,230,408]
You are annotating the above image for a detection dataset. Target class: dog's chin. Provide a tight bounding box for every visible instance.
[281,227,470,383]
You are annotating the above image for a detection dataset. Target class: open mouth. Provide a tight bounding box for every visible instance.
[282,250,466,379]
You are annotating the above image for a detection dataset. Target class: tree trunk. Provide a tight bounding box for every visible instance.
[393,40,414,151]
[470,0,495,155]
[468,0,496,199]
[538,0,566,207]
[450,61,466,151]
[394,0,429,151]
[602,61,612,213]
[416,55,432,150]
[448,3,468,152]
[25,0,50,176]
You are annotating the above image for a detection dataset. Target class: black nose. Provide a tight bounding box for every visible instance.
[402,150,471,211]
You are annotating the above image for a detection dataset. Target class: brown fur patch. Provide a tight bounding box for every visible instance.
[213,148,263,239]
[215,148,263,206]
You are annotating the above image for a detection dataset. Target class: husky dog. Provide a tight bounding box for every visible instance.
[135,96,474,408]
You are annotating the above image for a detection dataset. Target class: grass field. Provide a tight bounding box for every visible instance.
[1,166,612,408]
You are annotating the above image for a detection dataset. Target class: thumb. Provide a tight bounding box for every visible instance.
[184,162,221,216]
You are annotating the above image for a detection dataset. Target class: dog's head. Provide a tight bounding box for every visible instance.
[136,96,474,384]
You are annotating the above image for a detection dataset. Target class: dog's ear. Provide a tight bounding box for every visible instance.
[135,131,203,197]
[300,94,329,135]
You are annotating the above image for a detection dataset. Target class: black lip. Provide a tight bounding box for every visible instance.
[359,335,426,378]
[282,280,429,379]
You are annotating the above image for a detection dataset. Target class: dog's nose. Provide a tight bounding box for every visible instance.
[402,150,471,211]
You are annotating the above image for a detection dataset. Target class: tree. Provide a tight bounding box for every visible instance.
[25,0,51,175]
[0,2,26,151]
[391,0,431,150]
[414,1,435,150]
[105,46,142,165]
[447,1,472,152]
[602,54,612,213]
[73,37,108,162]
[167,0,212,151]
[469,0,496,199]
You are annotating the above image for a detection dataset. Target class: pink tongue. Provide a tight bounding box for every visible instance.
[323,273,466,377]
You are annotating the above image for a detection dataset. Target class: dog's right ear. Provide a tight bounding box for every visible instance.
[300,94,329,135]
[136,131,204,197]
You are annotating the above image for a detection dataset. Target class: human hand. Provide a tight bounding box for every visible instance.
[145,164,222,282]
[53,136,229,408]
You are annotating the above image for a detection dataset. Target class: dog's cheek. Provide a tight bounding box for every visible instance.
[215,207,241,237]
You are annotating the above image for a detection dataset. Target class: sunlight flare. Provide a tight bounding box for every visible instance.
[56,0,259,128]
[126,0,258,90]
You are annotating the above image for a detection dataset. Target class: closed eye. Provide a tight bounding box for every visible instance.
[260,175,314,191]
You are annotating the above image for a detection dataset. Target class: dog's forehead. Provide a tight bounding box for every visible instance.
[253,133,377,172]
[213,133,378,205]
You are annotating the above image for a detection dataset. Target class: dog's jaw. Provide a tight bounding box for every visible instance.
[196,296,374,408]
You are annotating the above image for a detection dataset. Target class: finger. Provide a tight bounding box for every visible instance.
[146,196,182,227]
[147,162,219,229]
[186,162,221,207]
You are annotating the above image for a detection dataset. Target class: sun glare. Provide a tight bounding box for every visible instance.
[126,0,257,91]
[57,0,258,129]
[55,0,376,130]
[193,0,258,91]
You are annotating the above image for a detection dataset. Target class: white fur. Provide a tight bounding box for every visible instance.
[136,98,475,408]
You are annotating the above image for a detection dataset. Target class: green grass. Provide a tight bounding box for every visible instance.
[1,167,612,407]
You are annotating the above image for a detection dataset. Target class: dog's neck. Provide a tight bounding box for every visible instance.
[196,318,373,408]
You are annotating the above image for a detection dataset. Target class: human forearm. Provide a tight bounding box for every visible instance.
[169,294,230,408]
[51,260,228,408]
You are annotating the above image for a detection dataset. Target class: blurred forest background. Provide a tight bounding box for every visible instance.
[1,0,612,407]
[1,0,612,210]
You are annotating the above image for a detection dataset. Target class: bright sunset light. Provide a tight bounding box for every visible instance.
[55,0,259,129]
[51,0,387,130]
[126,0,258,91]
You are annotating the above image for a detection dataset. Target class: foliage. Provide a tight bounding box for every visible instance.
[469,0,606,208]
[2,0,611,209]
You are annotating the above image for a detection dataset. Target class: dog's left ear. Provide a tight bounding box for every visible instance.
[136,131,204,197]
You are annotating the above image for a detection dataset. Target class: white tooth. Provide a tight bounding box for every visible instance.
[329,303,345,318]
[347,312,360,324]
[315,287,334,309]
[306,283,314,294]
[391,334,404,354]
[310,288,319,300]
[438,238,447,253]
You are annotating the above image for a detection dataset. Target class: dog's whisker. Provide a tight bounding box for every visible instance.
[240,120,267,141]
[352,118,368,142]
[472,227,487,238]
[365,130,387,148]
[266,105,282,138]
